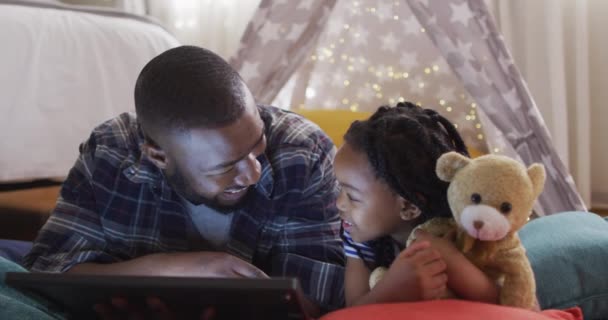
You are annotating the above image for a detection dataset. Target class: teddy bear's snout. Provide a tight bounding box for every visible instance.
[460,204,511,241]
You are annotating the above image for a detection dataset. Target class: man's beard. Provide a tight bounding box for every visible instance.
[162,168,253,214]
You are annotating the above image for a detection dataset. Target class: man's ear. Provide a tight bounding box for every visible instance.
[142,141,168,170]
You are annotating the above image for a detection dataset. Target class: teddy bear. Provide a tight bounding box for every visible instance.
[369,151,545,310]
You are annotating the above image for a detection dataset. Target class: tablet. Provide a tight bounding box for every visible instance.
[6,272,309,319]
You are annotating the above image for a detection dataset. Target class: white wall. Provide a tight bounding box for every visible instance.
[589,1,608,207]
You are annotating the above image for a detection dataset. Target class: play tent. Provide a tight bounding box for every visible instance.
[230,0,586,216]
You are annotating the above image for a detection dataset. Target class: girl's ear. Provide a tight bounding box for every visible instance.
[399,198,422,221]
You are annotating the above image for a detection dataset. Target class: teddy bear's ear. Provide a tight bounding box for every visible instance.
[436,151,471,182]
[527,163,546,198]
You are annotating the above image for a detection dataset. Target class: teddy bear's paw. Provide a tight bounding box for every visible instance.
[369,267,388,289]
[405,218,457,247]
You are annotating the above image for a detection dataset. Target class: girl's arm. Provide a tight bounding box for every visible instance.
[415,230,499,303]
[346,241,448,306]
[344,257,372,306]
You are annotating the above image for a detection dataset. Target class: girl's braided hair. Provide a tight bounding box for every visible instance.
[343,102,469,269]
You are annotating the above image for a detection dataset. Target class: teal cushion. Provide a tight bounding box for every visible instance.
[520,211,608,320]
[0,257,65,320]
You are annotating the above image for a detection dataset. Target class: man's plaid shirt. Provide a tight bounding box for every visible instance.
[23,105,345,311]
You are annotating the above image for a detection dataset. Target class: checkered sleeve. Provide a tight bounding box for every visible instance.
[265,142,346,313]
[23,135,117,272]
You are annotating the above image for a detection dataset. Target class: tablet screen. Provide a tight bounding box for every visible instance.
[6,272,308,319]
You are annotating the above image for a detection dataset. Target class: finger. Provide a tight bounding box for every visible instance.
[422,258,447,276]
[425,272,448,290]
[421,284,447,301]
[93,303,115,320]
[411,248,442,265]
[400,241,431,258]
[110,296,129,310]
[146,296,175,320]
[111,296,144,320]
[200,307,216,320]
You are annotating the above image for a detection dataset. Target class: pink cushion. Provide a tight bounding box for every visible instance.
[321,300,582,320]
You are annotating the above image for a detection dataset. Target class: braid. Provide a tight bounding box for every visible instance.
[428,109,470,157]
[344,101,469,269]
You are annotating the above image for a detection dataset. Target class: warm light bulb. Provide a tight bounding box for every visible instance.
[305,88,316,99]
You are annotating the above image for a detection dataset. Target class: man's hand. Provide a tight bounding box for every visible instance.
[94,296,217,320]
[378,241,448,302]
[69,251,269,279]
[71,252,268,320]
[161,252,269,278]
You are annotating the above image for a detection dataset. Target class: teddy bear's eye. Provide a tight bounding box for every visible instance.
[471,193,482,204]
[500,202,512,214]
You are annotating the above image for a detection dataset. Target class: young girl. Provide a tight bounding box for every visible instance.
[335,102,499,306]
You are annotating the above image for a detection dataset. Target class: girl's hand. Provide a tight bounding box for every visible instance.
[414,229,499,303]
[381,241,448,301]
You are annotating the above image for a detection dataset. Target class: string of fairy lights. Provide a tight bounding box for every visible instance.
[298,0,496,151]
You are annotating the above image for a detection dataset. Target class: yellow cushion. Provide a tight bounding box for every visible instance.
[294,109,370,147]
[295,109,484,157]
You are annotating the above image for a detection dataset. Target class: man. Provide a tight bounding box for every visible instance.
[22,46,344,315]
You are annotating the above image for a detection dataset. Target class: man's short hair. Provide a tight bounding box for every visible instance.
[134,45,246,136]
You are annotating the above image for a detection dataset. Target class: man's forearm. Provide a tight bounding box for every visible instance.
[67,252,174,275]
